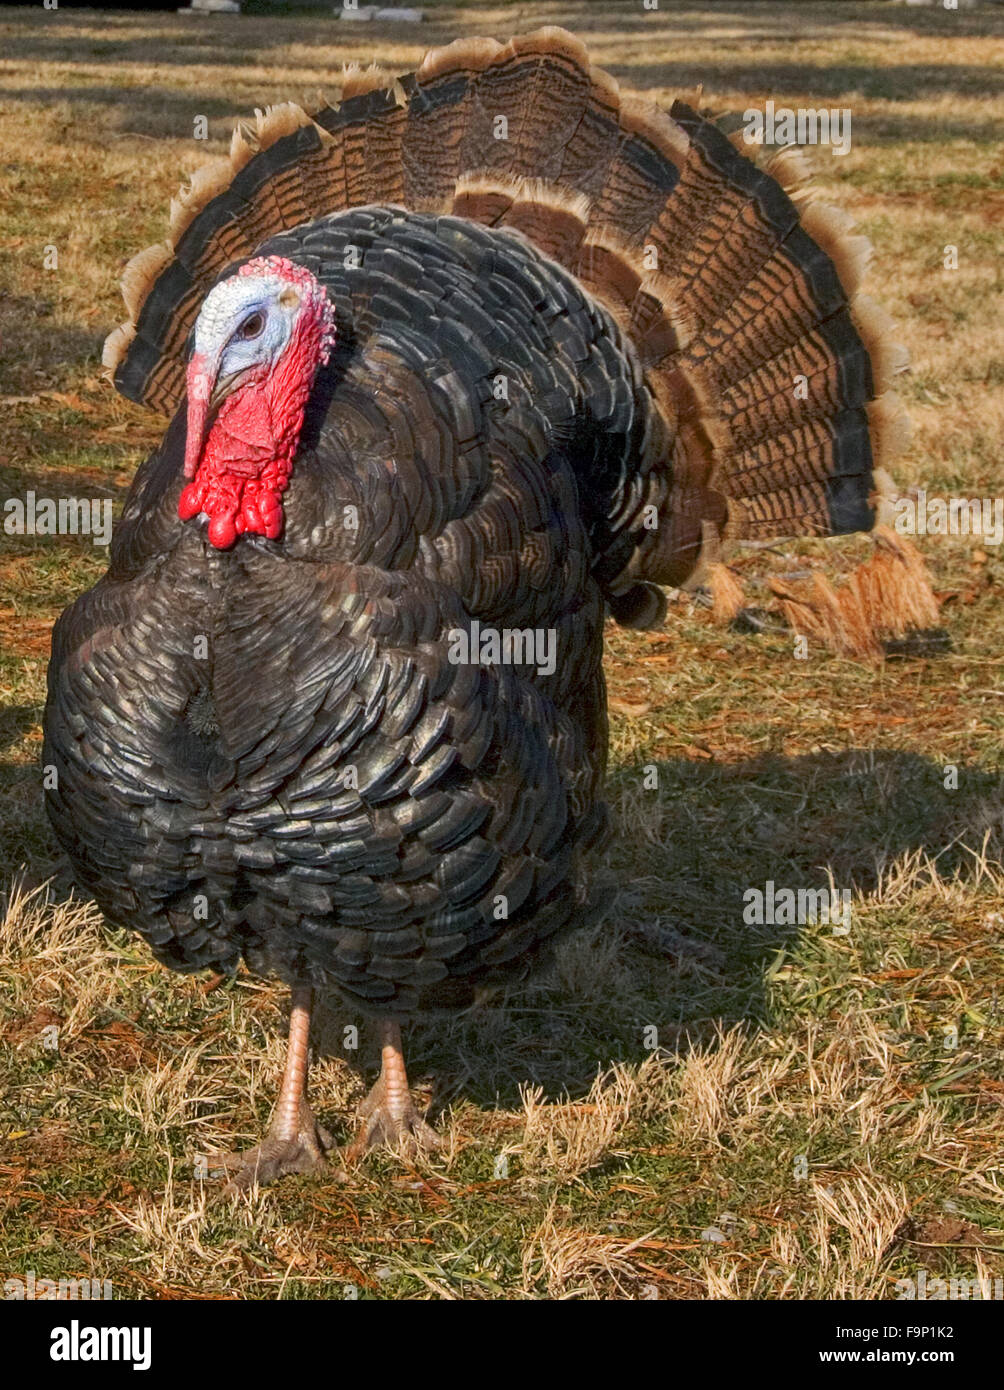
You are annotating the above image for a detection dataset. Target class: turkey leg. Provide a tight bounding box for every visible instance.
[344,1019,439,1161]
[214,986,334,1192]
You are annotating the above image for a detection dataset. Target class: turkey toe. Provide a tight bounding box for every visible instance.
[343,1018,440,1162]
[213,1106,336,1193]
[344,1087,440,1163]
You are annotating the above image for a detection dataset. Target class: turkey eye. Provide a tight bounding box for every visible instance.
[238,312,264,340]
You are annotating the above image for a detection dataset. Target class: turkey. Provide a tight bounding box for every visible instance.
[43,27,908,1188]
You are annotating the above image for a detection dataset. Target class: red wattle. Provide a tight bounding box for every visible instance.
[178,481,206,520]
[178,370,307,548]
[208,514,238,549]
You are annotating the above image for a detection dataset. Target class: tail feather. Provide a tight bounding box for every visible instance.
[103,26,910,596]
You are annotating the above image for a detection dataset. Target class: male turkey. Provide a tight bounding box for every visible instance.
[44,27,907,1188]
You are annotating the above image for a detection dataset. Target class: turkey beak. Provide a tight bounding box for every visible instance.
[183,349,220,480]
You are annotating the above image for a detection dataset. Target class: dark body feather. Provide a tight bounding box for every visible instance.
[45,209,658,1013]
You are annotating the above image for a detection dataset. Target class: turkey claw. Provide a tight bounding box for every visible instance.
[343,1083,440,1163]
[210,1109,339,1193]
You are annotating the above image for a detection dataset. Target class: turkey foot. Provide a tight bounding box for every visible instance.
[344,1019,439,1161]
[214,1095,335,1193]
[211,985,338,1192]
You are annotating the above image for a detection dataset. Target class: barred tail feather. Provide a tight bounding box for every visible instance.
[103,26,909,592]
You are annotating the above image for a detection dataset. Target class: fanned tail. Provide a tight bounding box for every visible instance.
[103,26,909,594]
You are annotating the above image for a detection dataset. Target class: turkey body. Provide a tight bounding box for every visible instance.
[43,27,908,1177]
[45,207,654,1014]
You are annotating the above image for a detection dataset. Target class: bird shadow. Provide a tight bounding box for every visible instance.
[345,746,1003,1116]
[0,705,40,758]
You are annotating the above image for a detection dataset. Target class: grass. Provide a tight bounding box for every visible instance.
[1,1,1003,1300]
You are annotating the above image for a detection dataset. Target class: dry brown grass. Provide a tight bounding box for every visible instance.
[766,528,944,661]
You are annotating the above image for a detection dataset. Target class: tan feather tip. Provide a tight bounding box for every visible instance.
[101,321,135,373]
[253,102,312,149]
[663,293,697,353]
[121,242,174,320]
[673,85,705,115]
[620,95,689,164]
[509,26,591,68]
[586,62,621,112]
[701,413,731,456]
[852,295,910,392]
[453,172,518,199]
[635,280,694,359]
[801,202,872,295]
[867,392,912,463]
[339,65,393,101]
[228,123,257,173]
[511,177,592,224]
[168,156,234,242]
[417,36,503,83]
[869,466,899,528]
[764,144,813,191]
[720,497,752,542]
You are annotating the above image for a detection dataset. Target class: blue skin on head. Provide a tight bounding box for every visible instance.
[192,275,302,402]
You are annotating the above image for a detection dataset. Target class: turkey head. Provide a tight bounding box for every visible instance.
[178,255,336,549]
